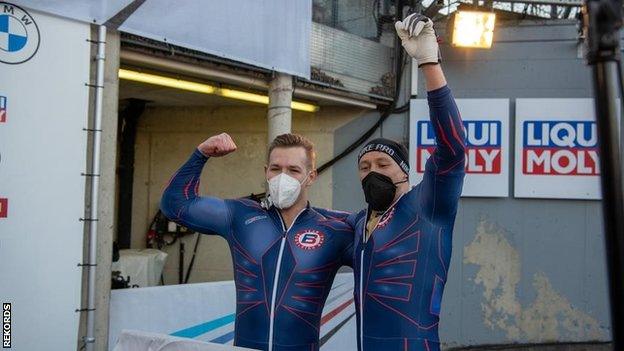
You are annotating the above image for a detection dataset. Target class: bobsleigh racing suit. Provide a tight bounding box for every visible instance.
[350,85,465,351]
[160,150,354,351]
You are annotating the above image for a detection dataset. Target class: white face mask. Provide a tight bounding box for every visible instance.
[267,172,309,209]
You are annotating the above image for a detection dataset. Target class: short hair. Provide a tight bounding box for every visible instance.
[268,133,316,170]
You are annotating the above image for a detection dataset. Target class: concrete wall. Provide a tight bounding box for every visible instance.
[332,20,612,347]
[130,104,365,284]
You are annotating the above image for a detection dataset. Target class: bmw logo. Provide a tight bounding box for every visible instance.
[0,2,40,64]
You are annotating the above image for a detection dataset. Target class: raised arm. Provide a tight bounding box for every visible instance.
[160,133,238,237]
[418,77,465,226]
[396,14,466,226]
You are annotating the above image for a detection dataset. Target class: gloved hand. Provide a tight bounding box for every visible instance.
[394,13,440,67]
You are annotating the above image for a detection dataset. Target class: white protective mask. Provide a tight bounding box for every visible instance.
[267,172,309,209]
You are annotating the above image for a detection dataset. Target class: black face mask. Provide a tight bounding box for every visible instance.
[361,172,407,211]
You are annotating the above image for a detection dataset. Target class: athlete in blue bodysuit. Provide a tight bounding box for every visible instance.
[349,14,466,351]
[160,133,353,351]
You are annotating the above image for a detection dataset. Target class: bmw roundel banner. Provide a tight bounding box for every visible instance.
[0,2,40,64]
[514,99,618,199]
[409,99,510,197]
[0,4,90,350]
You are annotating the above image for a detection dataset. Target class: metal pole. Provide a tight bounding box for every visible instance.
[179,241,185,285]
[85,24,106,351]
[267,73,293,143]
[583,0,624,348]
[592,61,624,349]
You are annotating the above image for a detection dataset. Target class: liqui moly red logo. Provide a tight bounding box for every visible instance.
[0,198,7,218]
[522,121,598,176]
[0,96,6,123]
[417,120,501,173]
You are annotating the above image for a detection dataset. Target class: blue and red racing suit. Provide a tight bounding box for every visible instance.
[160,150,354,351]
[350,85,466,351]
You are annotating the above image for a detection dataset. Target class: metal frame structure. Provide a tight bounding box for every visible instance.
[421,0,583,19]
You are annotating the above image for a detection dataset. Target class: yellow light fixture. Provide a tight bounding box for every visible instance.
[451,11,496,49]
[118,69,319,112]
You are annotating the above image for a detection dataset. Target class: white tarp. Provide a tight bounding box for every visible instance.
[118,0,311,78]
[112,249,168,288]
[109,273,356,351]
[0,7,90,351]
[13,0,312,78]
[113,330,257,351]
[12,0,133,24]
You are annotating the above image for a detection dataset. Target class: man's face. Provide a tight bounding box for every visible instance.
[358,151,406,184]
[266,147,316,186]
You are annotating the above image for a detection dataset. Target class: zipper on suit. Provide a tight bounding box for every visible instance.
[359,193,405,351]
[268,208,305,351]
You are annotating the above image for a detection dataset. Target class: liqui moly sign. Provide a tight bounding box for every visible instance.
[515,99,616,199]
[522,121,598,176]
[410,99,509,197]
[416,120,502,174]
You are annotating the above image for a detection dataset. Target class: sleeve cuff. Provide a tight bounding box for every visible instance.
[426,85,451,100]
[426,85,452,107]
[194,148,210,160]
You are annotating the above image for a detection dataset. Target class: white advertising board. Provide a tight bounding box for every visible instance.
[0,5,90,350]
[409,99,510,197]
[514,99,616,199]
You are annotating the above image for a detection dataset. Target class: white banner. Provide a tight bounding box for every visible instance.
[13,0,132,24]
[409,99,510,197]
[118,0,312,79]
[109,273,356,351]
[113,330,257,351]
[514,99,616,199]
[0,7,90,351]
[14,0,312,78]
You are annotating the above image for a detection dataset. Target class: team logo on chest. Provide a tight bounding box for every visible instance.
[377,207,396,228]
[294,229,325,250]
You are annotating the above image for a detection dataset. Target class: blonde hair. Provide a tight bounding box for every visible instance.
[268,133,316,170]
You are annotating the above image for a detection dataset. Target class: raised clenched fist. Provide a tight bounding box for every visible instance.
[395,13,440,67]
[197,133,237,157]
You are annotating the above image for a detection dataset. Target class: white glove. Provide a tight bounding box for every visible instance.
[395,13,440,67]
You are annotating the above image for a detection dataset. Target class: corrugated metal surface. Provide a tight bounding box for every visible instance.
[310,0,396,98]
[310,23,394,96]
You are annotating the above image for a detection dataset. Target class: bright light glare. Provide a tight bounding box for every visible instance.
[452,11,496,48]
